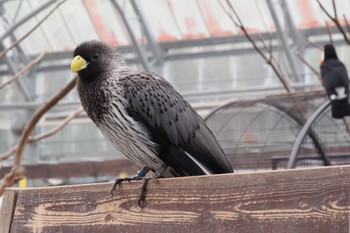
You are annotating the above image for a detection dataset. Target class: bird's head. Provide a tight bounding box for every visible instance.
[71,40,127,80]
[323,43,338,62]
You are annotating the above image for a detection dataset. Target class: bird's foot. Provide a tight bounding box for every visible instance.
[110,175,142,195]
[138,165,166,208]
[151,164,167,183]
[138,177,149,208]
[110,166,151,195]
[110,167,152,208]
[137,166,166,208]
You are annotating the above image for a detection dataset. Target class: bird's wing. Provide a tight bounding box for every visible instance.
[321,60,350,90]
[121,72,232,174]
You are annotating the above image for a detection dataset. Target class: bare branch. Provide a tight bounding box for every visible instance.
[306,39,323,51]
[0,76,77,196]
[343,14,350,35]
[0,45,51,90]
[0,0,65,60]
[325,21,333,44]
[220,0,292,93]
[317,0,350,44]
[332,0,337,19]
[294,51,322,82]
[31,106,84,141]
[317,0,335,21]
[0,146,16,162]
[257,34,272,53]
[225,0,244,27]
[0,105,83,161]
[218,0,240,27]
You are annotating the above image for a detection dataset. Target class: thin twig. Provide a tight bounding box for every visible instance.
[257,34,272,53]
[294,51,322,82]
[306,39,323,51]
[343,14,350,35]
[332,0,337,19]
[325,21,333,44]
[0,76,77,196]
[0,105,83,161]
[317,0,335,21]
[219,0,240,27]
[220,0,292,93]
[31,106,84,141]
[317,0,350,44]
[0,0,65,60]
[0,45,51,90]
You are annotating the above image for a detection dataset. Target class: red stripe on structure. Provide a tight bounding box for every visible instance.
[157,29,178,41]
[197,0,234,37]
[183,16,206,39]
[83,0,119,45]
[168,0,206,39]
[297,0,321,28]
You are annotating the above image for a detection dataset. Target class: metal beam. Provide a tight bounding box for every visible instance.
[266,0,301,82]
[129,0,163,63]
[110,0,150,71]
[0,0,56,43]
[281,0,303,49]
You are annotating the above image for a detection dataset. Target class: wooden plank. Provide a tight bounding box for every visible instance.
[0,189,18,233]
[0,159,140,179]
[8,165,350,233]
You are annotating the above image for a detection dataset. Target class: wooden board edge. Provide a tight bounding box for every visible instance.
[0,189,19,233]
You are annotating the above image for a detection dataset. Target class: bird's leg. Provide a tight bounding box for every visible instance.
[110,166,151,195]
[152,163,168,183]
[138,164,168,208]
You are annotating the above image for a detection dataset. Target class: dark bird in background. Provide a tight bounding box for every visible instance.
[71,40,233,206]
[320,44,350,119]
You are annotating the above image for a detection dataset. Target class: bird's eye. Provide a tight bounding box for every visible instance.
[92,54,99,60]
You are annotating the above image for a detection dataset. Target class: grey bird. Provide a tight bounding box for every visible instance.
[321,44,350,119]
[71,40,233,206]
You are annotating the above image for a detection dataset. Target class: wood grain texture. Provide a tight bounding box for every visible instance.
[8,165,350,233]
[0,189,18,233]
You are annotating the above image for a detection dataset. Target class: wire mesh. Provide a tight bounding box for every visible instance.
[205,91,332,171]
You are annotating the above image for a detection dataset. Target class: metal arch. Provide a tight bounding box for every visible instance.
[287,100,331,169]
[263,100,329,167]
[230,103,268,155]
[203,99,256,121]
[254,103,301,169]
[204,97,329,168]
[206,102,256,140]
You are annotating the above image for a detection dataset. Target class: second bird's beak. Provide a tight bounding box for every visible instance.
[71,55,88,72]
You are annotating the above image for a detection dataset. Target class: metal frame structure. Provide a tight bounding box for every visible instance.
[204,91,335,170]
[287,100,331,169]
[0,1,348,81]
[0,0,349,170]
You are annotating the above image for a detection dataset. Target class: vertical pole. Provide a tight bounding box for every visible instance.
[266,0,301,82]
[110,0,150,71]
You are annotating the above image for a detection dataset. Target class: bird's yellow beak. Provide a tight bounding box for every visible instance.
[71,55,88,72]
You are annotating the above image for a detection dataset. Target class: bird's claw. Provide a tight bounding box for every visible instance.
[110,167,159,208]
[110,177,137,195]
[152,176,159,184]
[138,177,149,208]
[138,198,146,208]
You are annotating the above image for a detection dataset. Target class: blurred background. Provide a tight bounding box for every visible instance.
[0,0,350,188]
